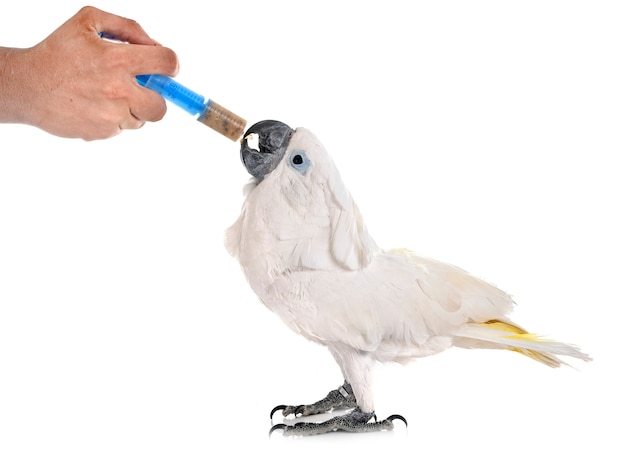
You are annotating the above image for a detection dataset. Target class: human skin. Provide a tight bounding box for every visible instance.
[0,6,179,140]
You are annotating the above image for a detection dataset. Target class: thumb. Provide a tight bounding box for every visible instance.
[86,6,161,46]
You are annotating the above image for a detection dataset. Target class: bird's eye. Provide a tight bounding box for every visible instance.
[289,150,310,174]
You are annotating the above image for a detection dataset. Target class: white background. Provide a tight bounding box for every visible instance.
[1,1,624,450]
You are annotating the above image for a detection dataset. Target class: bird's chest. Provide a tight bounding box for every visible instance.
[249,270,323,340]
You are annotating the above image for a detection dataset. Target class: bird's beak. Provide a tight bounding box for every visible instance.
[240,120,294,180]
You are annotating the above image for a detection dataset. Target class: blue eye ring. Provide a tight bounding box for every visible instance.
[288,150,310,173]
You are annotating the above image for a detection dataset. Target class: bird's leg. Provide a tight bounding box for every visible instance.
[270,380,357,418]
[270,407,407,437]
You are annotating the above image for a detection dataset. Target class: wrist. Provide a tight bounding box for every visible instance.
[0,46,39,126]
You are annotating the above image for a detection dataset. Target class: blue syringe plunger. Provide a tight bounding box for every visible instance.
[136,74,206,116]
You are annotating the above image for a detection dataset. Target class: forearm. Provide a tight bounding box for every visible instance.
[0,46,38,126]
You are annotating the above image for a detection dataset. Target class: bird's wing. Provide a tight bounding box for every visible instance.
[324,160,378,271]
[271,248,515,362]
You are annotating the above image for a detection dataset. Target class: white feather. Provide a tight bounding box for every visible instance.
[225,127,591,414]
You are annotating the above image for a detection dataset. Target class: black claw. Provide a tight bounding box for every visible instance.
[270,405,287,419]
[268,410,405,437]
[269,423,288,437]
[294,405,305,416]
[386,414,408,427]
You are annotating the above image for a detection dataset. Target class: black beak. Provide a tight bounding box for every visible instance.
[240,120,294,180]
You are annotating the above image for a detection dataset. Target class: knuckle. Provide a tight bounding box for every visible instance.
[152,98,167,121]
[161,47,180,76]
[77,5,97,17]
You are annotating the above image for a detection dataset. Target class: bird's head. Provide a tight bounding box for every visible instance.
[233,119,377,270]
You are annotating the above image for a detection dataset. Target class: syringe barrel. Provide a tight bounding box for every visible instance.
[136,74,206,116]
[198,100,247,142]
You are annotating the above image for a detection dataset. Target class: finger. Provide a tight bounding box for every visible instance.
[109,43,179,78]
[129,86,168,123]
[120,110,146,131]
[80,6,160,46]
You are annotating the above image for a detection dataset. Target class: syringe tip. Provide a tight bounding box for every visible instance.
[198,101,247,142]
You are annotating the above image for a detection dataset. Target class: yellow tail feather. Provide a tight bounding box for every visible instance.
[481,320,560,367]
[454,319,592,367]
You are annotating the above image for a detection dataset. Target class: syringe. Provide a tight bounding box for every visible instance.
[98,32,246,141]
[135,74,246,141]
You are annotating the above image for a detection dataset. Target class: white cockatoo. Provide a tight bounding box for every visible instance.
[225,120,591,436]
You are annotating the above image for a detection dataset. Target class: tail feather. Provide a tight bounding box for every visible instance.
[454,319,592,368]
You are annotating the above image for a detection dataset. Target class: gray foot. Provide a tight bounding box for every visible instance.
[270,380,357,418]
[269,408,407,437]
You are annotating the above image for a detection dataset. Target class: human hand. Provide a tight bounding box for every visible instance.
[0,6,179,140]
